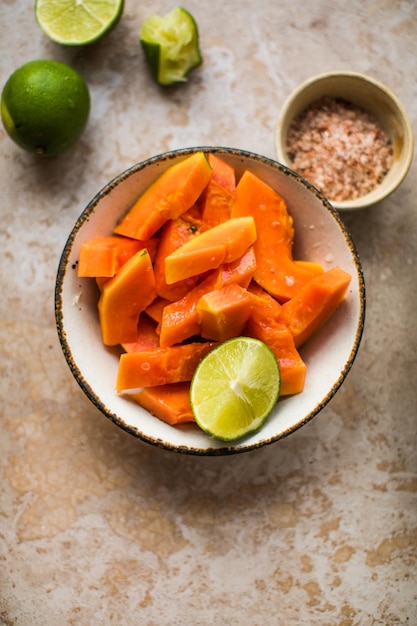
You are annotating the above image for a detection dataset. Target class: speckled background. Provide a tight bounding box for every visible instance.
[1,1,416,624]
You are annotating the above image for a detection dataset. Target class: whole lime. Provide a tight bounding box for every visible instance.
[1,60,90,157]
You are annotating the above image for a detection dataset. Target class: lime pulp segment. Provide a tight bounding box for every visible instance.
[35,0,124,45]
[190,337,280,441]
[140,7,202,85]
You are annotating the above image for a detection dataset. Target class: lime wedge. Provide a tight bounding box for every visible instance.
[140,7,202,86]
[190,337,280,441]
[35,0,124,46]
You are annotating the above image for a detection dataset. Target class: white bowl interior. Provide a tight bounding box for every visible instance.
[55,147,365,455]
[275,72,414,210]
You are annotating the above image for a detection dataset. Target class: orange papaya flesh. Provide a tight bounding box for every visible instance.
[164,215,257,284]
[244,315,306,396]
[98,249,156,346]
[145,296,170,323]
[199,180,235,228]
[121,313,160,353]
[78,236,147,278]
[248,281,282,322]
[153,210,203,301]
[116,341,218,391]
[96,275,110,291]
[294,259,324,275]
[159,271,220,347]
[197,283,256,342]
[165,243,226,286]
[159,248,257,348]
[198,154,236,228]
[207,153,236,192]
[279,267,352,348]
[231,170,322,302]
[113,151,212,241]
[214,246,256,289]
[131,382,195,425]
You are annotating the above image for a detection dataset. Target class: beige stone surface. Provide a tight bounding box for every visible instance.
[1,1,416,624]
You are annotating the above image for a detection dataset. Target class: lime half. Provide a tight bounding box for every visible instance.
[140,7,202,86]
[190,337,280,441]
[35,0,124,46]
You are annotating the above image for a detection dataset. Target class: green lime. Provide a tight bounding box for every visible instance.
[35,0,124,46]
[1,60,90,157]
[190,337,280,441]
[140,6,202,86]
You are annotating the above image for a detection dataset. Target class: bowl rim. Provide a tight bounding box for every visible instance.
[55,146,366,455]
[275,71,414,211]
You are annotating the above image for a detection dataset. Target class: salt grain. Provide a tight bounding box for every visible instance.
[287,97,393,202]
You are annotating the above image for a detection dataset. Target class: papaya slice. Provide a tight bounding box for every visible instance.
[116,341,217,390]
[248,281,282,323]
[198,154,236,228]
[98,249,156,346]
[159,271,220,347]
[294,260,324,276]
[279,267,352,347]
[153,209,204,301]
[145,296,170,323]
[244,315,306,396]
[207,153,236,192]
[131,382,195,425]
[113,151,212,241]
[215,246,256,289]
[121,313,160,353]
[197,283,255,342]
[231,170,323,302]
[159,248,257,347]
[164,215,257,284]
[78,235,150,278]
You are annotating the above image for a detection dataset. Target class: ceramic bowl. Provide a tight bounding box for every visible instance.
[55,147,366,455]
[275,71,414,211]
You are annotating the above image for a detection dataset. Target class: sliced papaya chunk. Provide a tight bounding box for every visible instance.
[98,249,156,346]
[232,170,323,302]
[164,215,257,284]
[78,236,149,278]
[245,315,306,396]
[113,151,212,241]
[198,154,236,228]
[153,208,203,301]
[197,283,255,342]
[131,382,195,425]
[279,267,352,347]
[116,341,217,391]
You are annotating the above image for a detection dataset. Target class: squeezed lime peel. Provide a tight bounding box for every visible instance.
[140,7,202,85]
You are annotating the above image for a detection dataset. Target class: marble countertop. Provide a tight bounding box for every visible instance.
[1,1,416,624]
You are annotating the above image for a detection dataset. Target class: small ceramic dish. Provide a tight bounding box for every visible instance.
[55,147,366,455]
[275,71,414,211]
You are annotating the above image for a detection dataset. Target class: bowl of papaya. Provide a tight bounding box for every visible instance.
[55,146,366,456]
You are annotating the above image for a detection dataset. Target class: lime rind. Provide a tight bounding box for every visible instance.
[140,7,202,85]
[1,60,90,156]
[0,99,14,136]
[190,337,281,441]
[35,0,124,46]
